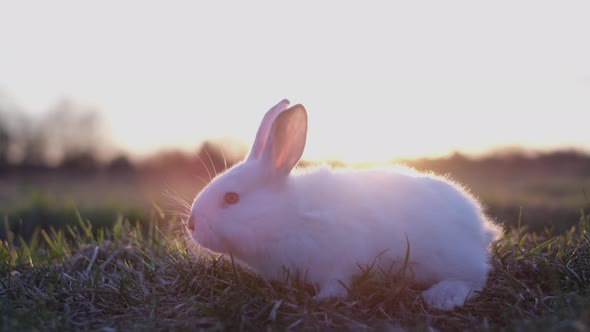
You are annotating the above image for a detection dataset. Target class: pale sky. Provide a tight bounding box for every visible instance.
[1,1,589,162]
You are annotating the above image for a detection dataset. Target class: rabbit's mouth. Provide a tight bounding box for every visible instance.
[192,217,225,253]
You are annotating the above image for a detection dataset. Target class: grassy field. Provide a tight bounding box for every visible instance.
[1,213,589,331]
[1,156,590,331]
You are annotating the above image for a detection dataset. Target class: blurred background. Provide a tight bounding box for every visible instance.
[1,1,589,239]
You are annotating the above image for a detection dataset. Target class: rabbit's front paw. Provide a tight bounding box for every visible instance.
[313,279,349,300]
[421,280,475,310]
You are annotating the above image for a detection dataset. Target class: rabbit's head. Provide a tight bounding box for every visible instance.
[188,99,307,257]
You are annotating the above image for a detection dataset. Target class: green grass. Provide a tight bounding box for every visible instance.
[0,194,147,242]
[1,212,590,331]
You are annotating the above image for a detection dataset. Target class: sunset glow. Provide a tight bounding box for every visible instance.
[1,1,589,162]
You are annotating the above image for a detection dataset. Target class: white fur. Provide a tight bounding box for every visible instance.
[188,100,502,310]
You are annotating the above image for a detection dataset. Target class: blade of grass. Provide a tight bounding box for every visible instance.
[517,236,559,260]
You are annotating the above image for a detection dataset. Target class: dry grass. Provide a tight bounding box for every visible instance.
[1,212,590,331]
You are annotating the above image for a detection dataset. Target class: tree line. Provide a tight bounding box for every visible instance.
[1,94,589,178]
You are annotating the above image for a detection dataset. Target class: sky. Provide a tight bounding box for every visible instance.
[1,1,589,162]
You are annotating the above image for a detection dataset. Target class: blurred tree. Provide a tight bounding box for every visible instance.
[21,123,47,168]
[0,96,19,168]
[60,152,100,173]
[0,120,8,167]
[41,99,106,167]
[0,94,110,169]
[107,154,135,174]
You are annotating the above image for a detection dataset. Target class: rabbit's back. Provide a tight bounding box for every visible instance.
[290,165,499,286]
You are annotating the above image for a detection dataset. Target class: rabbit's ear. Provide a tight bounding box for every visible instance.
[260,104,307,175]
[247,99,290,161]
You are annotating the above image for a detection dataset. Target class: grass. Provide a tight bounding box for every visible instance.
[0,193,147,242]
[1,212,590,331]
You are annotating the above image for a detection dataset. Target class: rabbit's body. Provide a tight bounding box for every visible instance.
[241,166,496,303]
[189,100,501,310]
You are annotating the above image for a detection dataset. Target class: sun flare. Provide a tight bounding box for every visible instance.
[1,2,589,161]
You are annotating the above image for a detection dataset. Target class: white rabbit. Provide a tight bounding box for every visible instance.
[188,99,502,310]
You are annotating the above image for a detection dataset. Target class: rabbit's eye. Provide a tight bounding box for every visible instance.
[224,192,240,205]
